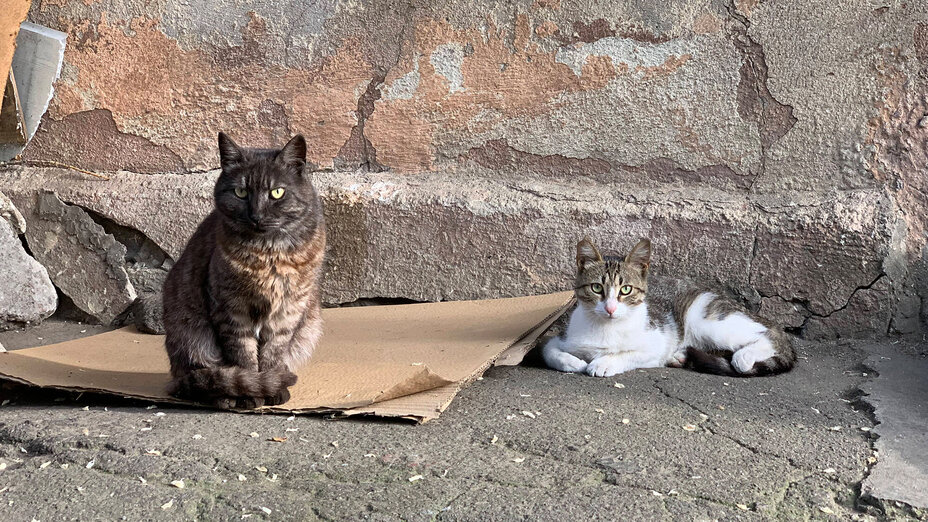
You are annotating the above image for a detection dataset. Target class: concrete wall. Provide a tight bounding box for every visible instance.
[1,0,926,338]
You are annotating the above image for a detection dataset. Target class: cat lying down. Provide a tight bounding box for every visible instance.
[543,238,796,378]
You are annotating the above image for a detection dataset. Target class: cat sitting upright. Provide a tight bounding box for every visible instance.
[542,237,796,378]
[162,133,326,409]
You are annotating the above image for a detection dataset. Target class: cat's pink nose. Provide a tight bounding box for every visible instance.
[605,301,618,315]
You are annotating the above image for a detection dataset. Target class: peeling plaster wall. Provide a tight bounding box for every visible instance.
[3,0,927,337]
[23,0,924,184]
[18,0,770,174]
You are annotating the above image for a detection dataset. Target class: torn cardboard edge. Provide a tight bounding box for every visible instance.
[0,292,574,423]
[345,298,573,421]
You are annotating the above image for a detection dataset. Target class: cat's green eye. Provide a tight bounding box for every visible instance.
[620,285,633,295]
[590,283,604,294]
[270,187,286,199]
[234,187,248,199]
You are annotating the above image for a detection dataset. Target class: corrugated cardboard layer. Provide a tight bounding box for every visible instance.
[0,292,573,422]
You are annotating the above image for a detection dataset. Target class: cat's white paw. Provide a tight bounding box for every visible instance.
[667,349,687,368]
[586,356,629,378]
[544,348,588,373]
[731,349,758,374]
[542,339,588,373]
[552,353,588,373]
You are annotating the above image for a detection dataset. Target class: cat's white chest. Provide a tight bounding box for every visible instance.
[562,308,630,354]
[568,319,625,350]
[561,305,673,361]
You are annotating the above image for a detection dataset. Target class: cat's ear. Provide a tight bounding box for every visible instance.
[576,237,603,269]
[624,238,651,273]
[218,132,243,168]
[278,134,307,168]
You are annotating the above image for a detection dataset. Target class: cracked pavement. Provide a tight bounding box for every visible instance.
[2,330,924,521]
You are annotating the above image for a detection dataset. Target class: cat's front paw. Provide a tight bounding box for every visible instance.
[265,387,291,406]
[543,347,588,373]
[554,355,588,373]
[586,356,629,378]
[212,397,237,409]
[237,396,266,409]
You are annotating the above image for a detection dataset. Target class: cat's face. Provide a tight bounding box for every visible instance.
[213,133,319,242]
[574,238,650,320]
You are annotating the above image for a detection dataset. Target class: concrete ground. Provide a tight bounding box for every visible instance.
[0,324,926,521]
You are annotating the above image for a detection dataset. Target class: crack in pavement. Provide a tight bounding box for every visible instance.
[491,437,744,509]
[648,376,811,472]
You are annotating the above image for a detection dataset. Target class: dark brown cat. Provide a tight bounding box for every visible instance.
[162,133,326,408]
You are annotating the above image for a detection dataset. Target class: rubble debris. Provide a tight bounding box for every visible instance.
[0,207,56,329]
[23,192,136,324]
[0,189,25,233]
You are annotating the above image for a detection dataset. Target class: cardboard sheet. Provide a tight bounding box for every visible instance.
[0,292,573,422]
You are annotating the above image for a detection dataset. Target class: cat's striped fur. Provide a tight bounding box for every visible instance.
[542,237,796,378]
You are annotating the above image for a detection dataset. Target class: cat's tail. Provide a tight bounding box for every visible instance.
[683,346,795,377]
[683,347,738,376]
[168,366,298,400]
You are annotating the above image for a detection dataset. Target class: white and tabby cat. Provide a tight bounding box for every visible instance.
[543,237,796,378]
